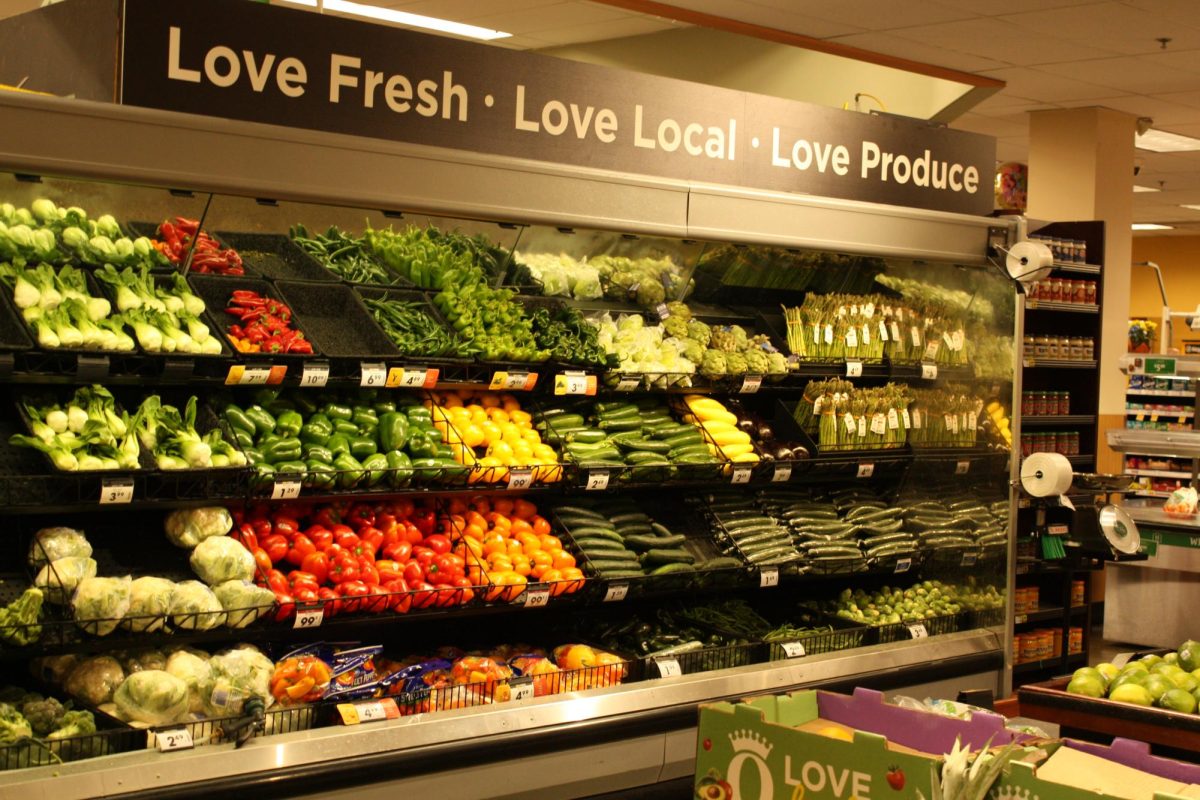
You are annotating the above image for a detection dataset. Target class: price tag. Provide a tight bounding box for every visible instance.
[604,583,629,602]
[225,364,274,386]
[360,362,387,387]
[1047,524,1069,535]
[961,552,979,567]
[786,354,800,370]
[509,677,535,702]
[824,324,834,345]
[99,478,134,505]
[490,371,536,391]
[911,409,922,429]
[759,567,780,588]
[879,320,889,342]
[955,460,971,475]
[271,479,302,501]
[554,372,595,396]
[387,367,438,389]
[523,586,550,607]
[921,363,938,380]
[507,468,533,490]
[1014,614,1028,625]
[655,302,670,320]
[616,375,641,392]
[870,413,886,435]
[731,466,753,484]
[967,411,977,431]
[894,557,912,574]
[294,602,324,629]
[846,360,863,378]
[655,658,682,678]
[771,463,792,483]
[336,698,399,725]
[740,374,763,394]
[910,326,922,347]
[586,470,611,491]
[299,362,330,388]
[887,408,900,430]
[156,728,194,752]
[856,462,875,478]
[780,641,806,658]
[924,341,940,361]
[908,623,929,639]
[845,327,858,349]
[1151,412,1160,422]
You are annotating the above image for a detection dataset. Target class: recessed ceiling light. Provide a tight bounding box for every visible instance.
[1134,185,1161,192]
[1133,223,1175,230]
[277,0,511,40]
[1136,128,1200,152]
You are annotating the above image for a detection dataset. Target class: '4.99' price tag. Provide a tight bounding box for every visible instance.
[294,602,323,629]
[336,698,399,725]
[299,362,330,388]
[586,470,611,491]
[156,727,194,752]
[507,468,533,491]
[360,362,387,387]
[845,361,863,378]
[509,677,535,702]
[759,567,779,588]
[100,478,134,505]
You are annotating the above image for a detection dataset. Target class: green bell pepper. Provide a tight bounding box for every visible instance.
[406,429,437,459]
[323,402,353,422]
[333,452,365,488]
[275,410,304,438]
[232,428,255,450]
[262,437,302,464]
[352,407,379,430]
[378,412,409,453]
[242,448,265,466]
[292,393,320,415]
[252,462,274,487]
[300,413,333,445]
[373,400,397,415]
[333,419,359,437]
[406,406,432,424]
[223,404,257,436]
[349,435,378,461]
[274,460,308,477]
[432,443,455,460]
[385,450,412,487]
[327,433,351,457]
[303,443,334,465]
[361,452,389,487]
[304,462,337,490]
[244,405,276,436]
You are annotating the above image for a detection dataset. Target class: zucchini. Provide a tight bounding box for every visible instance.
[598,417,642,431]
[611,512,651,525]
[626,450,671,465]
[640,548,696,566]
[571,526,623,541]
[555,505,606,521]
[700,557,744,570]
[568,429,609,444]
[650,522,674,538]
[575,537,632,553]
[618,438,672,454]
[544,414,585,430]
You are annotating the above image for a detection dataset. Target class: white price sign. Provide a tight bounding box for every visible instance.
[271,480,302,501]
[586,470,611,491]
[924,341,940,361]
[398,368,431,388]
[961,552,979,567]
[921,363,938,380]
[509,677,535,702]
[524,586,550,607]
[237,365,273,385]
[856,463,875,478]
[740,374,763,394]
[353,701,390,721]
[655,658,683,678]
[771,463,792,483]
[360,362,387,387]
[507,468,534,490]
[845,360,863,378]
[556,371,591,395]
[655,302,670,320]
[156,728,194,752]
[294,602,324,629]
[603,583,630,603]
[99,478,134,505]
[337,698,399,725]
[894,557,913,574]
[908,623,929,639]
[955,460,971,475]
[616,375,640,392]
[299,362,330,387]
[780,641,806,658]
[759,567,780,588]
[731,466,753,484]
[504,372,531,390]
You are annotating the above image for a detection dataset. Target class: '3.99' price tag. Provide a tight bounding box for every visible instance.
[908,623,929,640]
[100,478,134,505]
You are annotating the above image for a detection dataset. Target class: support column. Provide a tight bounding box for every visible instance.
[1027,107,1135,473]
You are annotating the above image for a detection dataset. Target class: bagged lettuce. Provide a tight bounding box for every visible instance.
[166,648,212,714]
[169,580,224,630]
[113,670,189,726]
[35,556,97,605]
[27,527,91,569]
[189,536,254,585]
[164,507,233,549]
[123,577,175,633]
[213,580,274,628]
[72,575,131,636]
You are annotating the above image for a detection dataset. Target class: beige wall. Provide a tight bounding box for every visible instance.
[1130,236,1200,353]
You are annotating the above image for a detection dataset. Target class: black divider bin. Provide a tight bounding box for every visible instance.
[216,232,339,283]
[353,286,473,364]
[186,274,318,361]
[761,614,870,661]
[0,292,32,353]
[0,703,142,771]
[274,281,399,361]
[645,642,761,677]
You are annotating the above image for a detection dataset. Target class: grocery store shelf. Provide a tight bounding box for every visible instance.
[1132,490,1174,498]
[4,629,1002,800]
[1107,428,1200,459]
[1066,454,1095,466]
[1026,300,1099,314]
[1023,359,1098,370]
[1013,606,1066,625]
[1052,261,1102,275]
[1013,657,1065,676]
[1126,468,1194,479]
[1022,415,1096,426]
[1126,389,1194,398]
[1126,408,1193,418]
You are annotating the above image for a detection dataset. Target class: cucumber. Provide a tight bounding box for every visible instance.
[575,536,631,552]
[673,453,719,465]
[569,429,609,444]
[611,513,651,525]
[625,533,686,550]
[640,548,696,566]
[598,417,642,432]
[612,523,654,537]
[662,431,704,447]
[650,522,674,538]
[649,563,695,576]
[626,451,670,465]
[618,438,672,454]
[669,444,714,459]
[596,404,641,420]
[595,568,647,579]
[543,414,585,430]
[571,526,623,541]
[557,514,609,529]
[555,505,605,520]
[701,557,744,570]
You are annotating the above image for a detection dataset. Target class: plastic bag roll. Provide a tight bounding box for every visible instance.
[1007,241,1053,284]
[1020,452,1073,497]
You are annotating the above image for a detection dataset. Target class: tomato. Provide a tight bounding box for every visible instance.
[273,591,295,622]
[261,534,289,564]
[300,551,329,584]
[272,515,300,538]
[402,561,425,586]
[383,541,412,563]
[358,561,380,586]
[382,578,411,613]
[424,534,452,555]
[317,586,342,617]
[328,553,359,585]
[337,580,370,614]
[409,580,438,609]
[305,524,333,552]
[252,547,273,576]
[359,526,384,557]
[288,570,321,595]
[285,533,316,567]
[266,569,289,595]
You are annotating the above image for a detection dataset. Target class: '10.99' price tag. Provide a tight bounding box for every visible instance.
[299,362,330,388]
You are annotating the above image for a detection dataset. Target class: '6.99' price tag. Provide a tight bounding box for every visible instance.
[294,602,323,629]
[604,583,629,602]
[100,478,134,505]
[156,727,194,752]
[780,641,806,658]
[759,567,779,588]
[360,362,387,387]
[271,480,302,501]
[507,468,533,491]
[586,470,611,491]
[299,362,330,388]
[655,658,682,678]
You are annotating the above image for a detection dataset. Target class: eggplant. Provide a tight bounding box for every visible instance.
[787,443,810,460]
[756,423,775,442]
[736,417,757,435]
[769,443,794,461]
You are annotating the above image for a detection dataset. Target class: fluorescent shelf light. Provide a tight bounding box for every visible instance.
[1132,223,1174,230]
[276,0,511,40]
[1134,185,1161,192]
[1182,205,1200,211]
[1136,128,1200,152]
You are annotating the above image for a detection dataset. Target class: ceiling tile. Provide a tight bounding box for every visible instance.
[998,1,1200,55]
[643,0,866,37]
[977,66,1118,103]
[388,0,559,15]
[1034,54,1200,94]
[952,112,1028,138]
[916,0,1105,13]
[465,1,628,34]
[883,18,1118,66]
[744,0,974,31]
[996,139,1030,162]
[1078,94,1200,125]
[828,31,1006,72]
[522,15,682,45]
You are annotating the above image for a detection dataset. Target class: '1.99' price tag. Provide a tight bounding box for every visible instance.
[507,468,533,491]
[100,478,134,505]
[299,362,330,388]
[156,727,194,752]
[780,641,806,658]
[271,480,302,501]
[759,567,779,588]
[655,658,682,678]
[294,602,323,629]
[604,583,629,602]
[586,470,611,491]
[360,362,387,387]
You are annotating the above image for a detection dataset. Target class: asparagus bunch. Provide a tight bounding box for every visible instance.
[907,386,982,448]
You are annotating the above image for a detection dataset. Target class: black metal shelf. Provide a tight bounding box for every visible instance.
[1026,300,1099,314]
[1013,606,1066,624]
[1022,415,1097,426]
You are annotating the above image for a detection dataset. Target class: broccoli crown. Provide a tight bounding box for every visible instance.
[0,587,44,646]
[0,703,32,745]
[21,696,64,737]
[47,709,96,740]
[665,301,692,321]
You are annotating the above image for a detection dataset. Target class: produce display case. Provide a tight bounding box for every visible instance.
[0,90,1020,799]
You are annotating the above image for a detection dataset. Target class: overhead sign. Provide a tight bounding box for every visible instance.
[120,0,995,215]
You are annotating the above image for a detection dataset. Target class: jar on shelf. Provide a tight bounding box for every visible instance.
[1083,338,1095,360]
[1062,279,1077,304]
[1071,580,1086,606]
[1021,392,1034,417]
[1052,628,1064,657]
[1069,337,1085,361]
[1078,240,1088,263]
[1068,431,1080,455]
[1085,280,1097,304]
[1023,334,1036,359]
[1021,433,1035,458]
[1069,627,1084,654]
[1049,278,1064,302]
[1035,334,1051,359]
[1073,279,1088,304]
[1047,336,1061,359]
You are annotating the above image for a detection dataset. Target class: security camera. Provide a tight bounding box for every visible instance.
[1135,156,1144,177]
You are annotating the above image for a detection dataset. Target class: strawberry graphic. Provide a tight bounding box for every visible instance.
[702,738,713,751]
[886,766,905,791]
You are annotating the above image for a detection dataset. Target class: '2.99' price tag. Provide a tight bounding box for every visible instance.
[759,567,779,588]
[604,583,629,602]
[730,466,753,484]
[856,463,875,478]
[299,362,330,388]
[156,727,194,752]
[294,602,323,629]
[586,470,611,491]
[100,478,134,505]
[360,362,387,387]
[507,468,533,491]
[271,480,302,501]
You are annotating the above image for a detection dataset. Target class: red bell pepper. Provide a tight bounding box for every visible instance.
[300,551,329,584]
[337,580,370,614]
[285,533,316,567]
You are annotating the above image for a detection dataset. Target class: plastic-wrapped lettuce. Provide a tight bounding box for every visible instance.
[113,670,189,726]
[164,507,233,549]
[213,580,275,628]
[27,527,91,569]
[169,580,224,630]
[122,649,168,674]
[189,536,254,585]
[123,577,175,633]
[72,575,131,636]
[35,556,98,605]
[63,655,125,706]
[206,646,274,715]
[165,648,212,714]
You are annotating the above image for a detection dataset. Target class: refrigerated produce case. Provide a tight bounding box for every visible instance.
[0,91,1020,798]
